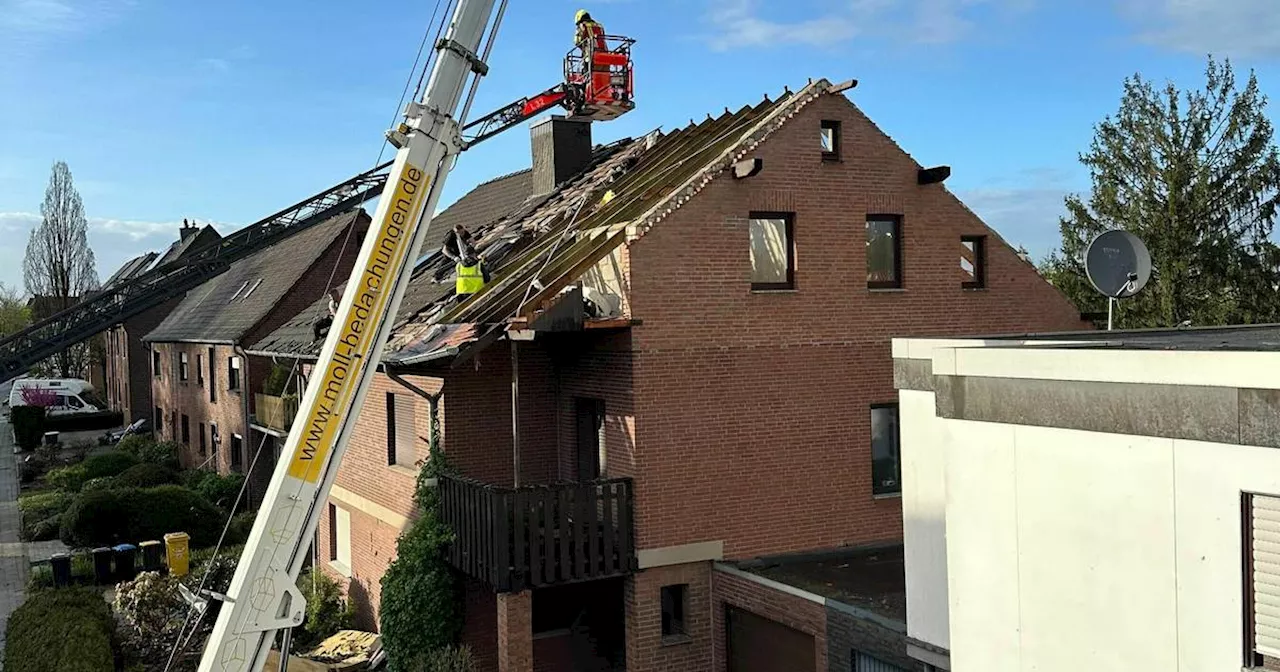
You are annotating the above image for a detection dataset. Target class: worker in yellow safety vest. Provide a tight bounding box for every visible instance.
[442,223,487,296]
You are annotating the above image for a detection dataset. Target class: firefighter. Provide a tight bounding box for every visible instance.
[574,10,612,106]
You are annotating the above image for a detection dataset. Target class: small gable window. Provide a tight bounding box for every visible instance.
[821,120,841,161]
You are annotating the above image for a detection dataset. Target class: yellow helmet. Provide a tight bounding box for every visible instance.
[575,9,591,23]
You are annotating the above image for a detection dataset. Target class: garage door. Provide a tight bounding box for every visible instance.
[726,606,816,672]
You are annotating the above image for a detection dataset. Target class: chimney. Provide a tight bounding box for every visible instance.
[531,116,593,195]
[180,218,197,242]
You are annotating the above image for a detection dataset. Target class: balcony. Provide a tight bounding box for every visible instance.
[254,393,299,433]
[439,474,638,592]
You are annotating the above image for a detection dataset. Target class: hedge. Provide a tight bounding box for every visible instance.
[60,485,222,549]
[181,470,245,511]
[3,587,115,672]
[115,463,178,488]
[18,491,73,542]
[43,410,124,433]
[44,464,88,492]
[82,451,139,479]
[116,436,179,469]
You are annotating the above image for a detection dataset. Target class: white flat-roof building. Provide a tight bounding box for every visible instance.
[893,325,1280,672]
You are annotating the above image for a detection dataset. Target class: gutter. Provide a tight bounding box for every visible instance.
[235,343,252,482]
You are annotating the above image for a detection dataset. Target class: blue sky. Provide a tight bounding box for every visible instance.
[1,0,1278,293]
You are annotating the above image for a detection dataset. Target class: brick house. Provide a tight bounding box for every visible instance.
[103,221,223,424]
[252,80,1089,671]
[143,210,369,503]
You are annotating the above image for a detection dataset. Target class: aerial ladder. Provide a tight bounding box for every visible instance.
[196,2,634,670]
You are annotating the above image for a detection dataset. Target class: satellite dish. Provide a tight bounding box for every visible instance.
[1085,230,1151,299]
[1084,230,1152,331]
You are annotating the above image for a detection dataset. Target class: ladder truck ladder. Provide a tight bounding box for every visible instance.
[0,162,391,384]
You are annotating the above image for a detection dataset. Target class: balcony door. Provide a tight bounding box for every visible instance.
[575,397,604,482]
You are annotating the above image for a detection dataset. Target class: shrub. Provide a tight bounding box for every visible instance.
[262,362,293,396]
[82,451,139,479]
[3,587,114,672]
[19,491,73,541]
[380,455,462,670]
[294,568,355,650]
[113,572,190,668]
[44,464,88,492]
[405,646,478,672]
[223,511,257,546]
[79,477,116,493]
[115,463,178,488]
[182,470,245,511]
[117,436,179,469]
[10,405,46,452]
[187,544,242,596]
[60,485,221,549]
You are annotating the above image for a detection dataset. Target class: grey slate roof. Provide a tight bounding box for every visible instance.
[247,169,537,359]
[153,225,221,269]
[144,210,366,345]
[104,252,158,288]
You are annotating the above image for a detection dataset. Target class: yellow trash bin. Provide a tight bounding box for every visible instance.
[164,532,190,577]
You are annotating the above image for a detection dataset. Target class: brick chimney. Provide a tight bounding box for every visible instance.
[531,116,593,196]
[180,218,198,242]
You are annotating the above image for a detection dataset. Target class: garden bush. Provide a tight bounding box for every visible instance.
[294,568,355,650]
[3,587,115,672]
[82,450,139,479]
[44,464,88,492]
[405,646,477,672]
[79,477,116,493]
[223,511,257,546]
[10,405,46,452]
[113,571,190,669]
[18,491,73,541]
[115,463,178,488]
[181,470,245,511]
[117,436,179,469]
[380,455,462,670]
[60,485,221,548]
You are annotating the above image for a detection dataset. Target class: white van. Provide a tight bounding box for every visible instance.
[8,378,106,417]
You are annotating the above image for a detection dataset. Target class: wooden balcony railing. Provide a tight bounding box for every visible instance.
[438,474,637,592]
[254,393,299,432]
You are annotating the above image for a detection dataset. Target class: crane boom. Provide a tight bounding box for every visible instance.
[197,1,500,669]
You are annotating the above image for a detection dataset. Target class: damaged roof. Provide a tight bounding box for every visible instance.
[144,209,367,345]
[103,252,159,289]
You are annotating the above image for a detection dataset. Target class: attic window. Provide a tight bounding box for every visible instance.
[241,279,264,300]
[229,281,251,302]
[961,235,987,289]
[820,120,841,161]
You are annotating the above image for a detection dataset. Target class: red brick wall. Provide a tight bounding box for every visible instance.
[625,563,714,672]
[315,501,404,631]
[623,92,1090,558]
[711,568,828,672]
[464,578,499,672]
[150,342,248,470]
[105,297,181,425]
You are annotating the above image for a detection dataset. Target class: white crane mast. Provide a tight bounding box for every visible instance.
[197,1,499,669]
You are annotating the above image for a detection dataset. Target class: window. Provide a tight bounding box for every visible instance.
[660,584,687,638]
[229,280,251,302]
[66,395,83,409]
[241,278,264,300]
[198,422,207,456]
[181,414,190,445]
[576,397,604,481]
[854,650,909,671]
[961,235,987,289]
[749,212,795,291]
[196,354,204,386]
[386,393,417,467]
[871,403,901,496]
[1245,493,1280,667]
[208,348,217,402]
[179,352,189,381]
[153,350,162,378]
[231,434,244,472]
[329,504,351,573]
[867,215,902,289]
[229,357,241,391]
[820,119,841,161]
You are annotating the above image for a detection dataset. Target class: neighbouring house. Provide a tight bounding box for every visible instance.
[252,79,1089,672]
[143,209,370,504]
[893,325,1280,672]
[103,221,223,424]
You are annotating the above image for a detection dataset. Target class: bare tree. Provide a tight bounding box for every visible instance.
[23,161,99,377]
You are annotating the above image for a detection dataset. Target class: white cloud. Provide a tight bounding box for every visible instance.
[1118,0,1280,58]
[702,0,1029,51]
[956,167,1080,261]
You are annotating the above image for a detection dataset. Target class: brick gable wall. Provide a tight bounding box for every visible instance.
[623,92,1089,558]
